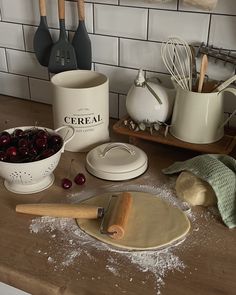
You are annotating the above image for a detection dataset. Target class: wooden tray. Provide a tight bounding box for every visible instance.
[113,116,236,154]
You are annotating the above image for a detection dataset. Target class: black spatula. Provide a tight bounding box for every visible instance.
[34,0,53,67]
[48,0,77,73]
[72,0,92,70]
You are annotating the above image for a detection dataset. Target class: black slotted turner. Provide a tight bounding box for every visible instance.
[48,0,77,73]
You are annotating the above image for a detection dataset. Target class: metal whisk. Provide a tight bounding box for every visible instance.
[161,36,193,90]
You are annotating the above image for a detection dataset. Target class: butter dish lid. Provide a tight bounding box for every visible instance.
[85,142,148,181]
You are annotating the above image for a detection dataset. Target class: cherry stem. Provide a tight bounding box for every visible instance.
[67,159,75,179]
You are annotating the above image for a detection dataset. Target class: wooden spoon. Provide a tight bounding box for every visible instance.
[198,54,208,93]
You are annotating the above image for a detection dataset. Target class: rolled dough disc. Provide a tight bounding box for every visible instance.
[76,192,190,250]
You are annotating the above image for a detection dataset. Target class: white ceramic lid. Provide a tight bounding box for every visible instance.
[86,142,148,181]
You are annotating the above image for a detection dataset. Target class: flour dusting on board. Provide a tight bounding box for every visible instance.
[29,179,218,295]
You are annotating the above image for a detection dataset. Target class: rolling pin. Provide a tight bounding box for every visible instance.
[15,203,104,219]
[107,192,133,240]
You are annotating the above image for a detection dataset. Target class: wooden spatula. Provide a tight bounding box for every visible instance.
[198,54,208,93]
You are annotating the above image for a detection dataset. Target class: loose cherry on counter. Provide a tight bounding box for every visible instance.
[61,159,87,189]
[61,178,72,189]
[74,173,86,185]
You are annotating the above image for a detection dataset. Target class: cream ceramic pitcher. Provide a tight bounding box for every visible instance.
[170,82,236,144]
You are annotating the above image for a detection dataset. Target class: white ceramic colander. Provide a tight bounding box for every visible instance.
[0,125,74,194]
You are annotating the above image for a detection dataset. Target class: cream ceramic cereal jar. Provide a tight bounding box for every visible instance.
[51,70,110,152]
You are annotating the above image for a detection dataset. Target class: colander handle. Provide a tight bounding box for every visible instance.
[54,125,75,152]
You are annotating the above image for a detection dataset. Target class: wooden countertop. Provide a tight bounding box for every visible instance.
[0,95,235,295]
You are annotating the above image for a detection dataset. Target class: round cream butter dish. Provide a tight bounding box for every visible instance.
[86,142,148,181]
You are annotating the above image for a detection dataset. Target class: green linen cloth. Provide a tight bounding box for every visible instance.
[162,154,236,229]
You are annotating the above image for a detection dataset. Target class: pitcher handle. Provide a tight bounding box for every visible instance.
[218,87,236,129]
[217,74,236,93]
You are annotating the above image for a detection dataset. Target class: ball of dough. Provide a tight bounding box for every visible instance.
[175,171,217,207]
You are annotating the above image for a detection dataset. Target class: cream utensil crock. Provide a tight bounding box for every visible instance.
[170,81,236,144]
[51,70,109,152]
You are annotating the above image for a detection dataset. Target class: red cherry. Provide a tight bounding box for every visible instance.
[0,133,11,147]
[29,147,38,156]
[74,173,86,185]
[18,147,30,157]
[18,138,29,148]
[0,131,10,137]
[61,178,72,189]
[49,135,62,147]
[13,128,24,138]
[35,137,47,150]
[0,151,7,161]
[40,149,55,159]
[37,130,48,140]
[6,146,17,157]
[22,129,38,140]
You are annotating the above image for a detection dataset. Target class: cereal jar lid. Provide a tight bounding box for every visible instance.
[85,142,148,181]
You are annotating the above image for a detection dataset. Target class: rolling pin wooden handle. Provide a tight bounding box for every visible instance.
[15,204,104,219]
[107,192,133,240]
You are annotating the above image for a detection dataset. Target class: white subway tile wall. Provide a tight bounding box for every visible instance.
[90,34,119,65]
[0,22,25,50]
[94,5,148,39]
[149,10,210,43]
[6,49,49,80]
[29,78,52,104]
[209,15,236,50]
[120,39,166,72]
[0,72,30,99]
[0,0,235,128]
[109,92,119,118]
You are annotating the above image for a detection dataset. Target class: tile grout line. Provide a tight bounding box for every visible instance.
[146,8,149,41]
[4,48,9,73]
[207,13,212,44]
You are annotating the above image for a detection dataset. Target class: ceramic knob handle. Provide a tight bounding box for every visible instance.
[100,143,135,158]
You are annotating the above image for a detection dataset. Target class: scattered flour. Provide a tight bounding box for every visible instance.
[29,178,219,295]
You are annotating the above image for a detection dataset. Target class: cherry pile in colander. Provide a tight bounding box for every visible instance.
[0,127,63,163]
